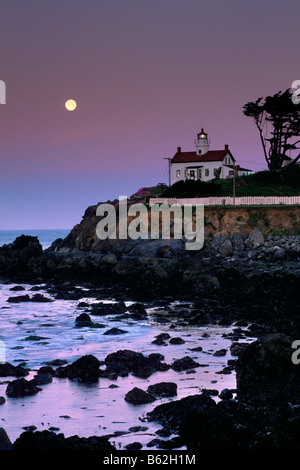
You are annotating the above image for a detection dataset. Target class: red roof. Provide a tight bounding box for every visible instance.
[171,149,235,163]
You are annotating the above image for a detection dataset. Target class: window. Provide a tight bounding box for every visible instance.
[198,150,201,155]
[176,170,181,178]
[229,170,234,176]
[198,168,202,179]
[205,169,209,177]
[214,168,218,176]
[190,170,195,178]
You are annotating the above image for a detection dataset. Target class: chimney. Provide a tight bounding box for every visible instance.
[224,144,229,151]
[177,146,181,153]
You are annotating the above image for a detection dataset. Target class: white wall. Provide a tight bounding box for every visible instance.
[170,153,234,184]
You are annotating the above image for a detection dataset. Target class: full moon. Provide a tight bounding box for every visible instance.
[65,99,77,111]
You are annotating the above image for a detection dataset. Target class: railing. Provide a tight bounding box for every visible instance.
[149,196,300,206]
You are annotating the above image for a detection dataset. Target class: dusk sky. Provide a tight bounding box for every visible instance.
[0,0,299,229]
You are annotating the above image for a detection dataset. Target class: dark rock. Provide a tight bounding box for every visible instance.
[45,359,68,367]
[75,313,94,327]
[103,349,169,379]
[37,366,55,376]
[147,382,178,398]
[219,388,233,400]
[124,387,156,405]
[127,303,148,320]
[14,430,116,450]
[32,374,53,385]
[0,428,14,450]
[169,337,185,345]
[0,396,6,405]
[6,378,42,398]
[236,333,298,402]
[103,327,128,335]
[0,362,29,377]
[189,346,203,352]
[30,294,53,303]
[125,442,143,450]
[9,285,25,291]
[128,426,149,432]
[147,394,216,430]
[213,349,227,357]
[55,355,101,382]
[7,295,30,303]
[171,356,200,372]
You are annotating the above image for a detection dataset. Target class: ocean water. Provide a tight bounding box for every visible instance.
[0,230,71,250]
[0,281,256,448]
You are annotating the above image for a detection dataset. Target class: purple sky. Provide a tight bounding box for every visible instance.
[0,0,299,229]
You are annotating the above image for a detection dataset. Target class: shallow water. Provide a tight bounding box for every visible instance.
[0,281,254,449]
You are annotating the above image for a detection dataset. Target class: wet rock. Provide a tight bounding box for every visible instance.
[189,346,203,352]
[103,327,128,335]
[219,388,233,400]
[127,303,148,320]
[32,374,53,385]
[30,294,53,303]
[169,337,185,345]
[147,382,177,398]
[103,349,169,379]
[230,342,247,356]
[9,285,25,291]
[151,332,171,345]
[0,362,29,377]
[6,378,42,398]
[89,302,127,317]
[201,389,219,396]
[14,430,116,450]
[7,295,30,303]
[55,355,101,382]
[124,387,156,405]
[171,356,200,372]
[147,394,216,430]
[128,426,149,432]
[0,397,6,405]
[75,313,94,327]
[0,428,14,450]
[236,333,298,402]
[213,349,227,357]
[125,442,143,450]
[45,359,68,367]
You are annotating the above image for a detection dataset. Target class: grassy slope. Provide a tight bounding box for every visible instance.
[160,166,300,198]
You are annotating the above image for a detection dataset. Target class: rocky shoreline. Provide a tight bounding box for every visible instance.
[0,229,300,450]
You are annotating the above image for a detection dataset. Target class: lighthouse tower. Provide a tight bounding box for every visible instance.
[195,128,210,155]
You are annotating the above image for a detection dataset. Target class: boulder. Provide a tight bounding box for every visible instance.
[75,313,94,327]
[235,333,298,402]
[147,394,216,430]
[55,355,101,382]
[147,382,177,398]
[103,327,128,335]
[244,229,264,248]
[0,428,14,450]
[0,362,29,377]
[171,356,200,372]
[124,387,156,405]
[219,239,233,257]
[14,430,116,450]
[6,378,42,398]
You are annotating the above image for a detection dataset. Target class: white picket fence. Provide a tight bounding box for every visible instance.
[149,196,300,206]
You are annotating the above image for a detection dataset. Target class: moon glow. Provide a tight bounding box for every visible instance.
[65,99,77,111]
